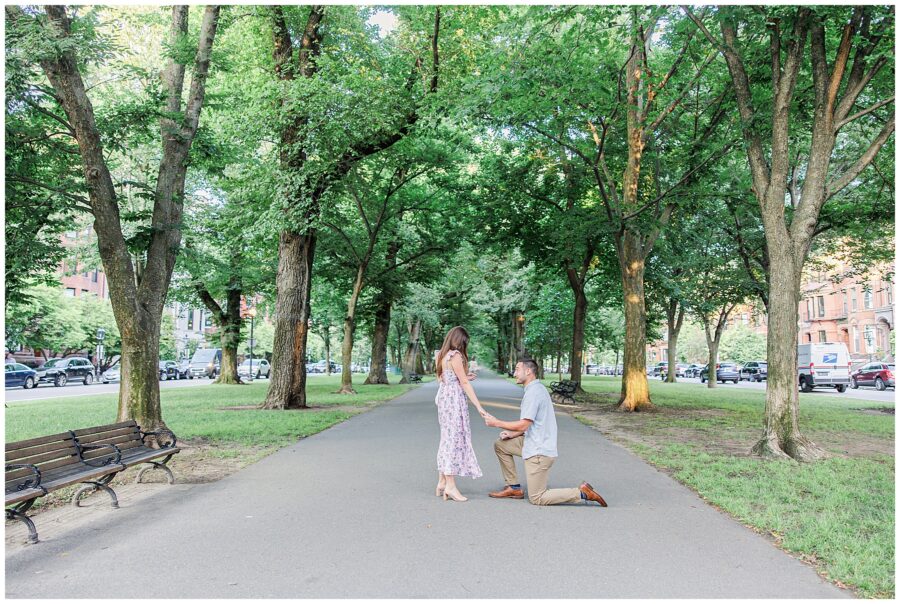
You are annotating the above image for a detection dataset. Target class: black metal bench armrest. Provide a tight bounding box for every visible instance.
[140,429,177,449]
[6,463,42,491]
[79,443,122,467]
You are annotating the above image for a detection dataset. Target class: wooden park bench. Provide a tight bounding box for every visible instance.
[549,380,578,405]
[6,431,124,544]
[5,420,179,544]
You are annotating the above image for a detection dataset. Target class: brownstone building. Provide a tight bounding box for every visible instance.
[646,260,895,364]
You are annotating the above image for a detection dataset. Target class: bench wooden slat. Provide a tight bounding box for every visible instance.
[5,432,73,453]
[76,428,140,446]
[70,421,138,438]
[79,440,142,461]
[6,436,77,460]
[6,453,83,481]
[6,487,44,506]
[5,446,79,468]
[40,464,124,491]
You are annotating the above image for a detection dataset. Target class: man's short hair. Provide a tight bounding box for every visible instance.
[519,358,539,377]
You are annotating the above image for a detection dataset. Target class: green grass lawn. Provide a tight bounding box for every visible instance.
[6,375,423,446]
[576,375,895,598]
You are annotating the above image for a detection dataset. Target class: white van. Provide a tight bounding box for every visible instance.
[797,343,850,393]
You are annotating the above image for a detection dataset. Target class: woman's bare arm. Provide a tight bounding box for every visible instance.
[450,354,487,417]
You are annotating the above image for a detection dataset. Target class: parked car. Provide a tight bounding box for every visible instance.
[238,358,271,379]
[188,348,221,379]
[850,362,895,391]
[5,363,37,389]
[101,362,120,384]
[700,362,740,384]
[740,361,768,382]
[798,343,850,393]
[159,360,179,381]
[660,363,690,379]
[36,357,96,386]
[649,362,668,377]
[177,359,191,380]
[684,364,704,378]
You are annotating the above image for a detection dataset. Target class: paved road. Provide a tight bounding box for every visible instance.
[4,376,217,403]
[5,373,849,598]
[646,375,895,403]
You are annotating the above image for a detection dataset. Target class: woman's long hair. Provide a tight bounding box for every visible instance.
[436,326,469,380]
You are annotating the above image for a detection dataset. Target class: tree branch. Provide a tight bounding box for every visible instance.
[835,96,895,131]
[826,114,895,198]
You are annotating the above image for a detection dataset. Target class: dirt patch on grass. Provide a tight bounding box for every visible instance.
[856,407,896,416]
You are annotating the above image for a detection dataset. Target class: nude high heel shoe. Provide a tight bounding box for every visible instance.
[442,488,468,502]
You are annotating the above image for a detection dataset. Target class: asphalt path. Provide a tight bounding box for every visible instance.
[5,372,849,598]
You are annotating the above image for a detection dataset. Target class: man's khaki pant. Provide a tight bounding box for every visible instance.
[494,435,582,505]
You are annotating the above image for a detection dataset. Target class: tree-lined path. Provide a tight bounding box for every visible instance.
[6,375,847,598]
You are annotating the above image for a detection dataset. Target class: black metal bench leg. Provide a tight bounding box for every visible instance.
[135,457,175,485]
[6,501,39,544]
[72,474,119,509]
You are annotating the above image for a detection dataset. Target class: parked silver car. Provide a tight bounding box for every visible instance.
[238,358,270,379]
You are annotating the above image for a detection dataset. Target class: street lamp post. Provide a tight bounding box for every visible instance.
[248,307,257,381]
[95,328,106,380]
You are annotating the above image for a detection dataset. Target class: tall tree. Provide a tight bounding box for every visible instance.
[262,6,442,409]
[475,6,732,410]
[6,5,221,430]
[685,5,895,460]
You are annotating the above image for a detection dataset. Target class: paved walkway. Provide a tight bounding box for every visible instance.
[5,373,849,598]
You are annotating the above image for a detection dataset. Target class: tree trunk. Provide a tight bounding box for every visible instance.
[400,318,421,384]
[116,324,163,428]
[262,230,316,409]
[705,340,719,389]
[214,284,243,385]
[617,232,653,411]
[364,292,391,385]
[666,301,686,383]
[751,244,826,460]
[338,265,366,394]
[566,269,588,390]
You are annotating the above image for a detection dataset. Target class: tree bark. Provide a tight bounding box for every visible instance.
[400,318,421,383]
[18,5,220,431]
[193,266,243,385]
[566,268,588,391]
[262,230,316,408]
[617,232,653,411]
[338,265,366,394]
[750,239,826,460]
[666,300,686,383]
[364,291,392,385]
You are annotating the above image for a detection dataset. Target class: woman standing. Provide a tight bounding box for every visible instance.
[434,326,487,502]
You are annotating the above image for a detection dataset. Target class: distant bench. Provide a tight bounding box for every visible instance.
[549,380,578,405]
[5,420,179,544]
[408,373,423,383]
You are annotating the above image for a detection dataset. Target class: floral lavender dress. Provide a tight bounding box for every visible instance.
[435,350,482,478]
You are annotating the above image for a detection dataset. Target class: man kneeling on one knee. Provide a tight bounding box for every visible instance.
[483,359,607,507]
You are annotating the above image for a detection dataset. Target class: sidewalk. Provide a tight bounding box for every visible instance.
[5,373,850,598]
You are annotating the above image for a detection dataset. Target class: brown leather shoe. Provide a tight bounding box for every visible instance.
[580,482,608,507]
[489,485,525,499]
